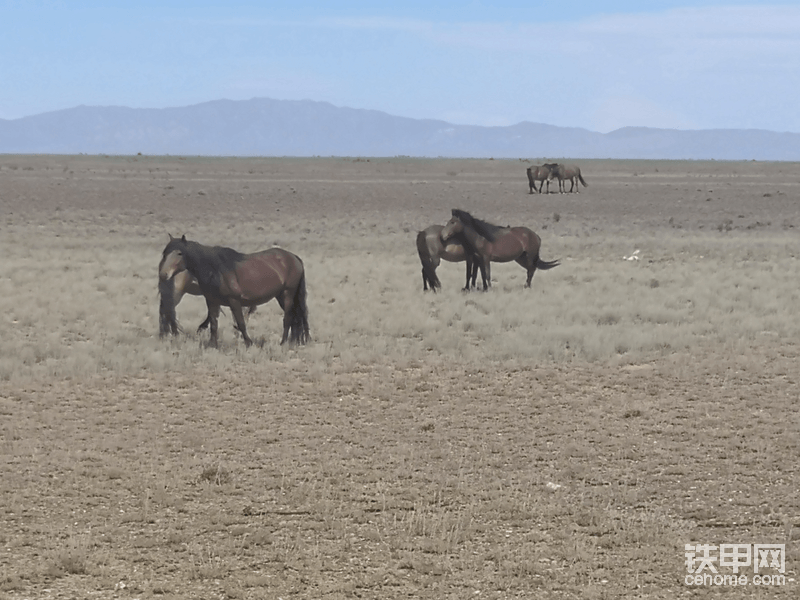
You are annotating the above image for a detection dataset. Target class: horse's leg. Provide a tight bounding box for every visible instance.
[204,300,221,348]
[279,289,295,345]
[170,285,184,335]
[516,254,536,288]
[229,301,253,348]
[526,264,537,287]
[189,275,209,333]
[478,257,491,291]
[469,257,479,290]
[464,256,473,291]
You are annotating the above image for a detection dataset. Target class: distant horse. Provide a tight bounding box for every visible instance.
[552,164,588,193]
[158,267,256,337]
[440,209,560,289]
[159,235,309,347]
[526,164,558,194]
[416,225,480,292]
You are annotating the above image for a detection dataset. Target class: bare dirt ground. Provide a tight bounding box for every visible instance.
[1,155,799,599]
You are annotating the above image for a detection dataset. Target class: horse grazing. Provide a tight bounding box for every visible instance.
[158,264,256,337]
[416,225,480,292]
[552,164,588,193]
[440,209,560,289]
[526,163,558,194]
[159,235,309,347]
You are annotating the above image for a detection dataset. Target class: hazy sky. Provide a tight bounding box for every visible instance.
[2,1,799,132]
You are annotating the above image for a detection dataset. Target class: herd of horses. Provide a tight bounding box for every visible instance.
[527,163,588,194]
[158,165,577,347]
[158,235,309,347]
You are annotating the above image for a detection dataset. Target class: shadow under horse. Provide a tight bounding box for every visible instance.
[440,209,560,289]
[158,262,256,337]
[159,235,309,347]
[416,224,480,292]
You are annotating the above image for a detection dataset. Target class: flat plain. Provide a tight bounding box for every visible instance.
[1,155,799,599]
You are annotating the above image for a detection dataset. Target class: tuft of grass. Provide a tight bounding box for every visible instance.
[45,533,94,578]
[198,462,232,486]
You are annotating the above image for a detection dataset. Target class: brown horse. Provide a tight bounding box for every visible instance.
[158,265,256,337]
[552,164,588,193]
[526,164,558,194]
[440,209,560,289]
[416,225,479,292]
[159,235,309,347]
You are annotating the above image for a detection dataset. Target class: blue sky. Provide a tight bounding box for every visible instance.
[2,1,799,132]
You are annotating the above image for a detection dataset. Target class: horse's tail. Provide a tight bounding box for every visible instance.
[158,277,181,336]
[421,258,441,291]
[288,270,310,345]
[578,171,588,187]
[416,231,441,291]
[537,258,561,270]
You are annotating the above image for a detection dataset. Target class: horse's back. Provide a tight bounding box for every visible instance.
[255,247,304,277]
[232,247,304,304]
[418,225,444,257]
[510,227,540,250]
[486,227,537,261]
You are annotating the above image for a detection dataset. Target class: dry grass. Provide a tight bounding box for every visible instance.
[2,217,798,379]
[0,155,798,598]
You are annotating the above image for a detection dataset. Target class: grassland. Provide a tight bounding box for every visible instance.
[0,155,798,598]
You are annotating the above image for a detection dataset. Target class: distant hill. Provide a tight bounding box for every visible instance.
[1,98,799,160]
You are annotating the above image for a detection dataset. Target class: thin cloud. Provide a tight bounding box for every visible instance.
[310,6,800,52]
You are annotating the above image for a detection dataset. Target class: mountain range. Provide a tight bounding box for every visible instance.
[1,98,798,161]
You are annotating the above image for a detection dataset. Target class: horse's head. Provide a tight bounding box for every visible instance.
[441,210,467,242]
[159,234,189,281]
[545,163,562,177]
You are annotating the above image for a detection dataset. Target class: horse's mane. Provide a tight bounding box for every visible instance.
[163,236,245,291]
[452,209,505,242]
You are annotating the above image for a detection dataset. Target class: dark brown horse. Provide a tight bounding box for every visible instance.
[158,266,256,337]
[552,164,588,193]
[440,209,560,289]
[526,163,558,194]
[416,225,479,292]
[159,236,309,347]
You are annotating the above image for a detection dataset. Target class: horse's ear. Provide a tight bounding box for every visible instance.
[181,234,186,242]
